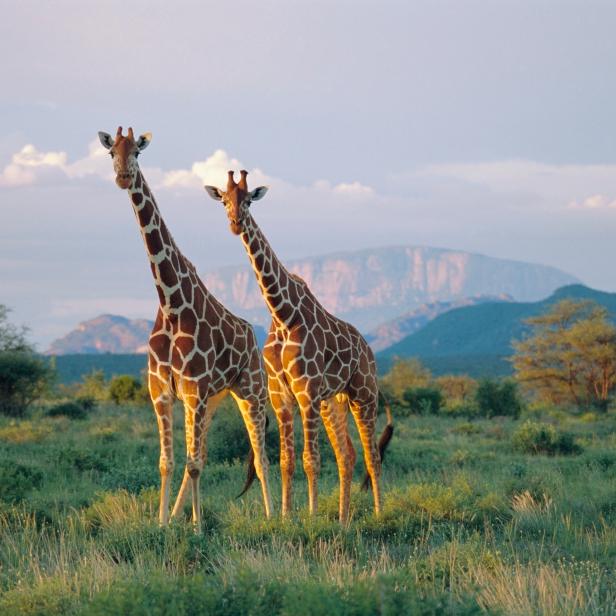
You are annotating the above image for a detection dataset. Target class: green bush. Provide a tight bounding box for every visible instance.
[56,446,110,472]
[47,400,88,420]
[0,352,53,417]
[475,379,522,418]
[108,375,143,405]
[0,459,43,503]
[512,420,582,456]
[401,387,443,415]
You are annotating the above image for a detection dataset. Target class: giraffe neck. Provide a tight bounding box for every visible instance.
[240,213,304,326]
[128,170,197,316]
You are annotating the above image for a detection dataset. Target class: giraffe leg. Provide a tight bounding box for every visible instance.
[321,394,356,525]
[230,391,272,518]
[349,397,381,515]
[178,383,210,533]
[269,383,296,517]
[297,394,321,516]
[149,372,175,526]
[171,390,227,520]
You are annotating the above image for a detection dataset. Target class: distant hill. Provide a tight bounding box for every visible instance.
[376,284,616,376]
[46,315,154,355]
[365,294,512,352]
[46,314,269,357]
[204,245,578,332]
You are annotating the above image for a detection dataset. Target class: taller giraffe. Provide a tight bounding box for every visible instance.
[205,170,393,523]
[98,128,272,529]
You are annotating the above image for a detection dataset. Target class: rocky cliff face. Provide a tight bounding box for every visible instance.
[203,245,579,331]
[46,246,579,354]
[46,314,154,355]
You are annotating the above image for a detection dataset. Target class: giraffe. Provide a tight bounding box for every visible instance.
[98,128,272,530]
[205,170,393,524]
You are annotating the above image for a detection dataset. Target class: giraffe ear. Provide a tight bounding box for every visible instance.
[136,133,152,151]
[98,132,114,150]
[204,186,224,201]
[250,186,269,202]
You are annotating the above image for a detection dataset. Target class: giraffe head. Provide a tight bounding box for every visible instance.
[205,170,268,235]
[98,126,152,189]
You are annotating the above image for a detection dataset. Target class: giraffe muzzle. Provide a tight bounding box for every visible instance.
[116,173,132,189]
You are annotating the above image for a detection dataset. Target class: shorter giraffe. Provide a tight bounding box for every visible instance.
[99,129,272,530]
[205,170,393,523]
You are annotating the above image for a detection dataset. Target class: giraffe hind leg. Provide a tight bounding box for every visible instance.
[349,398,382,515]
[321,393,356,524]
[230,391,273,518]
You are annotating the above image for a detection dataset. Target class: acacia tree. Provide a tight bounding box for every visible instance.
[0,305,53,416]
[0,305,31,352]
[512,299,616,410]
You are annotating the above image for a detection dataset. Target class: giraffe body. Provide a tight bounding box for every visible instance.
[205,171,392,523]
[99,129,272,529]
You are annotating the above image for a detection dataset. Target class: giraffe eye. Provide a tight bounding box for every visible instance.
[134,151,140,158]
[109,151,115,158]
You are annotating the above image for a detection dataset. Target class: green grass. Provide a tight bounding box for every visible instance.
[0,398,615,614]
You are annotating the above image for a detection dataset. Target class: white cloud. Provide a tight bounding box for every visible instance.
[0,139,113,187]
[0,144,67,186]
[312,179,375,198]
[568,194,616,210]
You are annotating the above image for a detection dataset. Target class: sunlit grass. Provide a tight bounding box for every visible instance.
[0,404,614,613]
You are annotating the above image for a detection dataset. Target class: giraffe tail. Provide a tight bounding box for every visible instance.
[361,390,394,492]
[237,414,270,499]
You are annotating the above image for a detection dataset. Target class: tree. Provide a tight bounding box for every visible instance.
[380,358,432,400]
[108,375,143,405]
[474,379,522,418]
[0,305,31,353]
[435,374,478,404]
[74,369,108,401]
[0,305,53,416]
[0,352,53,417]
[512,299,616,410]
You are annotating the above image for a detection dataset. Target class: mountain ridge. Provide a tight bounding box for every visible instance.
[203,244,578,331]
[376,284,616,374]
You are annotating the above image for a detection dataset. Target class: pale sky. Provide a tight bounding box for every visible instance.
[2,0,616,348]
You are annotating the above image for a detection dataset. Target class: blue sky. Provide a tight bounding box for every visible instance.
[2,1,616,347]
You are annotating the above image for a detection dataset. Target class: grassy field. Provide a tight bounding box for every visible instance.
[0,398,615,615]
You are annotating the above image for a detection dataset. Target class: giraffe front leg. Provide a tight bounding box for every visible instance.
[297,394,321,516]
[171,390,226,520]
[269,384,296,517]
[150,375,175,526]
[181,391,209,533]
[321,394,356,525]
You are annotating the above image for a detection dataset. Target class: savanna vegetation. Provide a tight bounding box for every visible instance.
[0,300,615,614]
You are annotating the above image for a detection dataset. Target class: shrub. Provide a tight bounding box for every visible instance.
[57,446,110,472]
[380,358,432,399]
[0,459,43,503]
[512,420,582,456]
[74,369,108,400]
[475,379,522,418]
[47,400,89,420]
[0,351,54,417]
[401,387,443,415]
[108,375,143,405]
